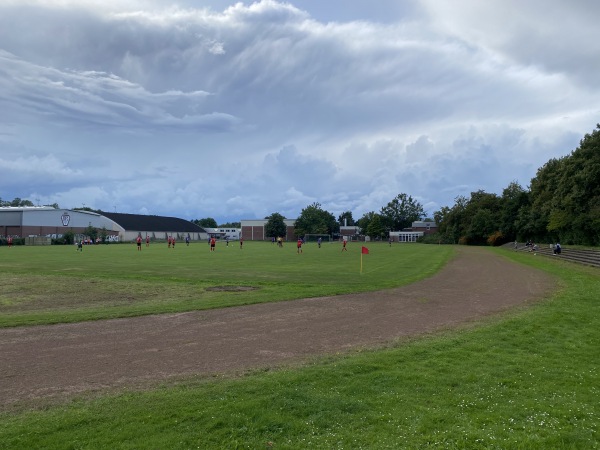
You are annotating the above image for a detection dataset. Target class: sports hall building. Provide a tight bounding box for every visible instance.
[0,207,206,243]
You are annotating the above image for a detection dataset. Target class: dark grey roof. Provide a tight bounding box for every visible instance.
[100,212,205,233]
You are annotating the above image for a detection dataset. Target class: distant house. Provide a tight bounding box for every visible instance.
[340,226,361,240]
[407,221,437,234]
[389,220,438,242]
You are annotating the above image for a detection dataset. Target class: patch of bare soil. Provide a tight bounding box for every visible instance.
[0,247,555,410]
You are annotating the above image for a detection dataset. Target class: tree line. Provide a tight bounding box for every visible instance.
[262,194,427,240]
[258,124,600,246]
[432,124,600,246]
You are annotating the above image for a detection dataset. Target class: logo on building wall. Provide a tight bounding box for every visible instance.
[61,213,71,226]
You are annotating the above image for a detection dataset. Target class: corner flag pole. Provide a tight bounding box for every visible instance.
[360,246,369,274]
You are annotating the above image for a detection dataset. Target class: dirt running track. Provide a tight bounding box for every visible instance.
[0,247,555,409]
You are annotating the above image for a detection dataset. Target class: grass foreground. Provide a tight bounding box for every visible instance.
[0,244,598,449]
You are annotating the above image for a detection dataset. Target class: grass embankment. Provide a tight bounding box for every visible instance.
[0,241,451,327]
[0,245,598,448]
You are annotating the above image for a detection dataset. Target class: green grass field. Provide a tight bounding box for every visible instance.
[0,243,598,449]
[0,241,452,327]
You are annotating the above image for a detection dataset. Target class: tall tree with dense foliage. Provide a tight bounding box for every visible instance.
[547,124,600,245]
[365,213,385,239]
[264,213,287,238]
[380,193,425,231]
[193,218,218,228]
[499,181,529,241]
[518,124,600,245]
[435,196,468,244]
[462,190,502,245]
[337,211,355,227]
[294,203,338,237]
[357,211,377,235]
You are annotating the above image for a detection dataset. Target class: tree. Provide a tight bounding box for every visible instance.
[549,124,600,245]
[193,218,218,228]
[356,211,377,235]
[466,209,496,244]
[294,202,337,237]
[264,212,287,238]
[99,226,109,243]
[380,193,425,231]
[2,197,34,207]
[218,221,241,228]
[499,181,528,241]
[365,213,385,239]
[62,230,75,245]
[337,211,355,227]
[84,225,98,241]
[452,190,501,245]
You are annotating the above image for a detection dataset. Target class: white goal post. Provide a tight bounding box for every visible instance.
[303,234,332,243]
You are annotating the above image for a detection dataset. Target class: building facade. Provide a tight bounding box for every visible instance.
[240,219,296,241]
[0,208,207,243]
[0,207,123,239]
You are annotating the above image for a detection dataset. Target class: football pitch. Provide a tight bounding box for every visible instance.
[0,241,452,327]
[0,243,598,449]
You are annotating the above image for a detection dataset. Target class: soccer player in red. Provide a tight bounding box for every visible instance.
[136,236,142,251]
[210,237,216,252]
[297,238,303,253]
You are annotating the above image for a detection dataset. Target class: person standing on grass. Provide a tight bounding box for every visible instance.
[146,235,150,247]
[297,238,303,253]
[7,236,12,248]
[317,237,322,248]
[341,239,348,252]
[210,236,216,252]
[240,237,244,249]
[186,236,190,246]
[136,235,142,251]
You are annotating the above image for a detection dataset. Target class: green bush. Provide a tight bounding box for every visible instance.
[487,230,507,246]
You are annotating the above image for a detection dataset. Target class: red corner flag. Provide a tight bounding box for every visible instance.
[361,246,369,254]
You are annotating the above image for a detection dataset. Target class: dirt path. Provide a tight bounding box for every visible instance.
[0,247,555,408]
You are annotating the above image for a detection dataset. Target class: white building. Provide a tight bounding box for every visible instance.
[0,207,123,239]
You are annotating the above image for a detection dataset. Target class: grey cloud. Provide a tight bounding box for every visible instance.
[0,51,239,131]
[0,1,597,224]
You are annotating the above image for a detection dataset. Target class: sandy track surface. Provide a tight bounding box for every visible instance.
[0,247,554,408]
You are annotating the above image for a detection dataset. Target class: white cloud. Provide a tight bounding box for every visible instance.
[0,0,597,224]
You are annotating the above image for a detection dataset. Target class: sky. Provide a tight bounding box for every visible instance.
[1,0,599,224]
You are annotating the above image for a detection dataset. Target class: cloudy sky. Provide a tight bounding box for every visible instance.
[1,0,598,224]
